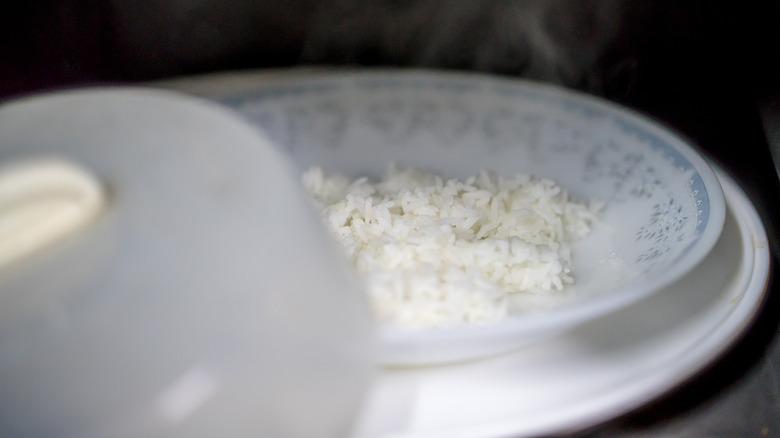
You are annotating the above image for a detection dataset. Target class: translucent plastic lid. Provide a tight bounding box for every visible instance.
[0,88,375,438]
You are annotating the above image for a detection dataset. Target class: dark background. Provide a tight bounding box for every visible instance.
[2,1,780,435]
[2,1,779,196]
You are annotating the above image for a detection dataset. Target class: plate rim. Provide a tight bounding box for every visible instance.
[155,68,728,364]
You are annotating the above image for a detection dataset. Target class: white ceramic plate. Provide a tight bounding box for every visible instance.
[158,69,726,364]
[351,168,770,438]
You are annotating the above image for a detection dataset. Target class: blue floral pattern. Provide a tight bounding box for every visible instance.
[217,72,720,281]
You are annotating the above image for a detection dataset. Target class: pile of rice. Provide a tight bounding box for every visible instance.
[303,164,600,330]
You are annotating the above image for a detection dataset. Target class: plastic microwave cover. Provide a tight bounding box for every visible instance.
[0,88,376,438]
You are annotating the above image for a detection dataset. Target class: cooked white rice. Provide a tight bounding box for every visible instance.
[303,164,599,330]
